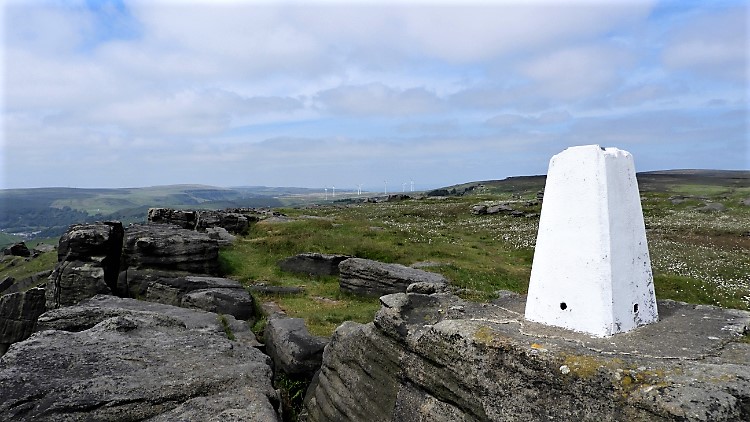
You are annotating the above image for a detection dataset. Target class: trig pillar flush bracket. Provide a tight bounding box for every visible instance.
[524,145,658,337]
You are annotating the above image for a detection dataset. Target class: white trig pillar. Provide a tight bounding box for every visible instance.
[524,145,658,337]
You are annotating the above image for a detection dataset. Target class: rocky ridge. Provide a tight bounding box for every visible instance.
[303,291,750,421]
[1,220,283,421]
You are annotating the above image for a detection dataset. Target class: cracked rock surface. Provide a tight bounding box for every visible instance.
[303,291,750,422]
[0,295,278,421]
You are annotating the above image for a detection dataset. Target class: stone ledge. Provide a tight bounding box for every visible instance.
[304,291,750,421]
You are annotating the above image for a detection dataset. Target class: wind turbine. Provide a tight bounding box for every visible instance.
[410,180,414,192]
[357,184,363,196]
[324,187,328,200]
[384,180,388,195]
[332,185,336,197]
[402,182,407,192]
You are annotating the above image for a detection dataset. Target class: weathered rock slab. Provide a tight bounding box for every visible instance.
[36,295,259,347]
[118,269,254,320]
[339,258,448,297]
[46,222,124,309]
[278,253,350,276]
[148,208,253,234]
[182,288,255,321]
[58,221,124,263]
[46,260,112,309]
[0,288,46,356]
[264,316,328,379]
[0,296,278,421]
[123,224,220,275]
[2,242,31,257]
[304,291,750,421]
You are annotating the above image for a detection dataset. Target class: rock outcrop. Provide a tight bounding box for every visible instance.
[278,253,350,276]
[303,291,750,421]
[46,221,125,309]
[339,258,448,297]
[471,202,537,218]
[0,295,278,421]
[2,242,31,257]
[148,207,257,234]
[264,316,328,379]
[697,202,727,213]
[147,208,199,230]
[36,294,259,347]
[0,288,46,357]
[47,260,113,309]
[123,224,220,275]
[118,269,254,321]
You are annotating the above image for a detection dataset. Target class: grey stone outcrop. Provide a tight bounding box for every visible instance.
[57,221,124,275]
[0,288,46,357]
[182,288,255,321]
[278,253,350,276]
[46,260,112,309]
[205,226,236,246]
[339,258,448,297]
[46,221,124,309]
[118,269,254,321]
[148,207,255,234]
[32,243,55,255]
[36,295,259,347]
[196,210,251,234]
[0,295,278,421]
[697,202,727,212]
[264,316,328,379]
[0,276,12,294]
[123,224,220,275]
[303,291,750,422]
[2,242,31,257]
[471,203,527,216]
[147,208,198,230]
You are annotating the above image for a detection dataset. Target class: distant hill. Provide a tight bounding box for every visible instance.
[2,171,747,247]
[429,169,749,197]
[0,185,318,245]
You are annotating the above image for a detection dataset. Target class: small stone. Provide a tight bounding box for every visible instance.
[560,365,570,375]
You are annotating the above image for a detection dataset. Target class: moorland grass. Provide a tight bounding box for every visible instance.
[221,187,749,336]
[0,251,57,282]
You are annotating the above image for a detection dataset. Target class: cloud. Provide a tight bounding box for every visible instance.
[485,110,572,127]
[81,89,304,137]
[2,1,747,189]
[518,43,635,101]
[397,2,654,63]
[662,6,747,82]
[315,83,444,116]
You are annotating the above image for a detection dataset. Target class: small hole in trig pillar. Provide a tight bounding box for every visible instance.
[633,304,639,313]
[560,302,567,310]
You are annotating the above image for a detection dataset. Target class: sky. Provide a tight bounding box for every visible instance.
[1,0,748,190]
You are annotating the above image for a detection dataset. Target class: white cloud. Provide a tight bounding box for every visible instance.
[315,83,444,116]
[662,6,748,82]
[398,2,654,63]
[2,0,747,189]
[519,43,635,100]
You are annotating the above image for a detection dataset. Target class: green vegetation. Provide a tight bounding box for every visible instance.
[0,251,57,281]
[220,174,749,337]
[217,314,236,341]
[0,232,20,248]
[276,373,308,422]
